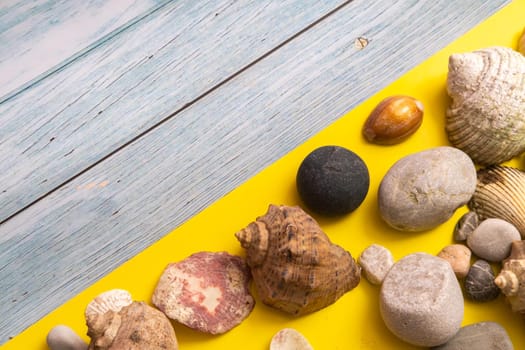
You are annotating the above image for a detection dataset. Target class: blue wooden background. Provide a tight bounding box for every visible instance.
[0,0,509,344]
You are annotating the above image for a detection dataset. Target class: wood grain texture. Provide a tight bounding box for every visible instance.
[0,0,508,344]
[0,0,169,101]
[0,0,347,225]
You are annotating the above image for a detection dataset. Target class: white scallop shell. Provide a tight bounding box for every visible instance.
[446,46,525,165]
[84,289,132,322]
[270,328,314,350]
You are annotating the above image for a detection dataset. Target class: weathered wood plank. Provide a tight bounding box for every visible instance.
[0,0,347,225]
[0,0,169,100]
[0,0,508,344]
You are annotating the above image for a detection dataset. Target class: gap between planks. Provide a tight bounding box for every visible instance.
[0,1,352,227]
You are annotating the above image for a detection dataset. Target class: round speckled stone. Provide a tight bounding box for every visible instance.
[380,253,464,347]
[464,260,500,302]
[466,218,521,262]
[431,322,513,350]
[296,146,369,216]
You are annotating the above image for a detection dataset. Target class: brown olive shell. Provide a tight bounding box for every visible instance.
[363,95,424,145]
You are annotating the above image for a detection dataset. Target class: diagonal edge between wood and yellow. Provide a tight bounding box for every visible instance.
[5,2,525,349]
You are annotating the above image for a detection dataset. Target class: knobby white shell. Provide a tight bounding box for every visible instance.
[84,289,133,329]
[446,46,525,165]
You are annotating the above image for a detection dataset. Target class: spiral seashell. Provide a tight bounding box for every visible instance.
[468,166,525,237]
[495,270,520,296]
[235,204,361,316]
[86,301,178,350]
[494,241,525,316]
[446,46,525,165]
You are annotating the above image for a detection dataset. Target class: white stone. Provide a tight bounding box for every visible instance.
[467,218,521,262]
[380,253,464,347]
[358,244,394,285]
[46,325,88,350]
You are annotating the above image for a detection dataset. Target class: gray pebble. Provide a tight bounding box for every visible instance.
[431,321,513,350]
[380,253,464,347]
[378,147,477,231]
[46,325,88,350]
[464,260,500,302]
[453,211,479,242]
[466,218,520,262]
[358,244,394,285]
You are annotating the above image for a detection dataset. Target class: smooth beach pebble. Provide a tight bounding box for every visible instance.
[464,260,500,302]
[296,145,369,216]
[46,325,88,350]
[431,321,513,350]
[378,146,477,231]
[380,253,464,347]
[453,211,479,242]
[466,218,521,262]
[437,244,472,279]
[358,244,394,285]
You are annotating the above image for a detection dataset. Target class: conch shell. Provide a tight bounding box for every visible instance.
[86,301,178,350]
[446,46,525,165]
[495,241,525,316]
[235,204,360,316]
[468,166,525,237]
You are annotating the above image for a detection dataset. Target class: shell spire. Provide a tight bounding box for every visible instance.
[495,241,525,316]
[446,46,525,165]
[235,204,361,316]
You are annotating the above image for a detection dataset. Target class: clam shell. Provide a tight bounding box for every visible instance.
[468,166,525,237]
[235,205,360,316]
[446,46,525,165]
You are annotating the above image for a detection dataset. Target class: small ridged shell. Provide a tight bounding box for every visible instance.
[468,166,525,237]
[446,46,525,165]
[85,289,132,330]
[235,205,361,316]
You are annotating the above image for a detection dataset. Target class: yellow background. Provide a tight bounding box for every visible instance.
[4,1,525,349]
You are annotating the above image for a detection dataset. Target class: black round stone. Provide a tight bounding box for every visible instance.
[296,145,370,216]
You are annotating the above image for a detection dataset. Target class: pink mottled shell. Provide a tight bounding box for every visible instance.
[235,204,361,316]
[152,251,254,334]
